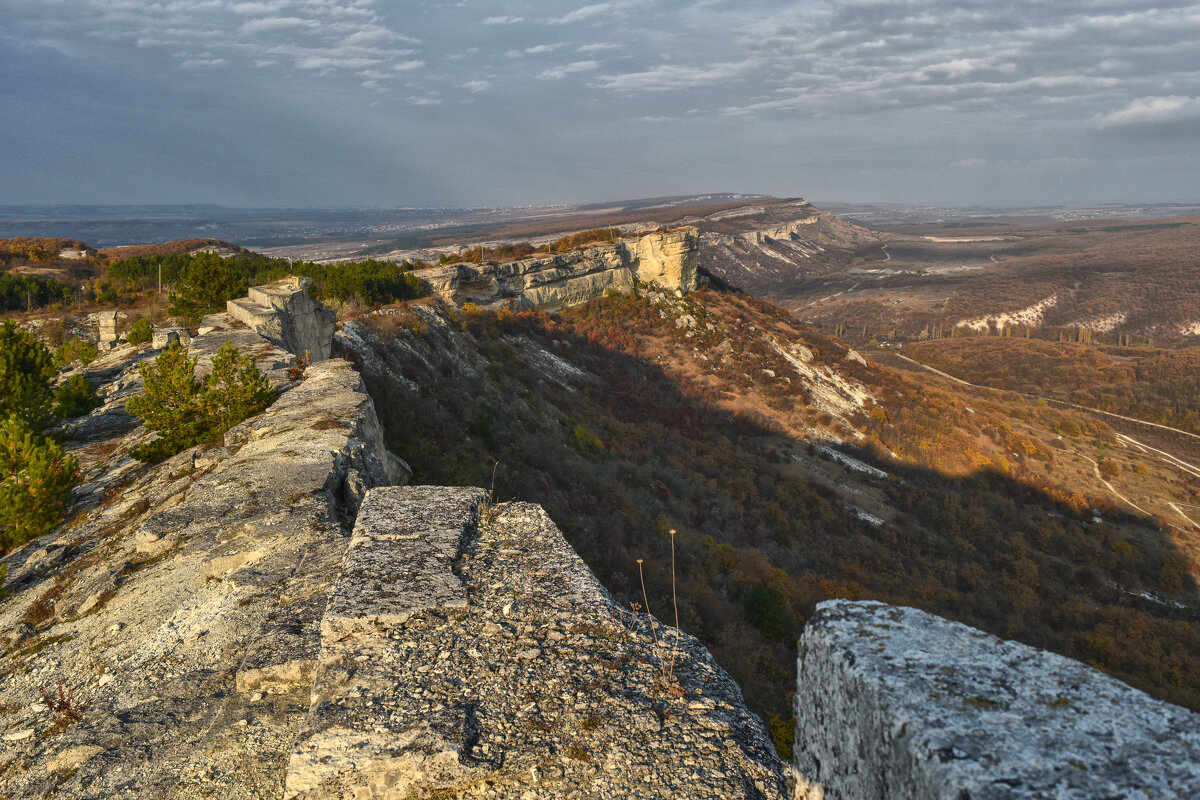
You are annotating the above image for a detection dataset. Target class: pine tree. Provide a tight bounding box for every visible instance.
[126,341,275,462]
[126,342,205,462]
[200,342,274,435]
[0,416,79,550]
[0,320,56,432]
[165,252,250,323]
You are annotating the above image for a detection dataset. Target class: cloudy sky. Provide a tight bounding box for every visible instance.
[3,0,1198,208]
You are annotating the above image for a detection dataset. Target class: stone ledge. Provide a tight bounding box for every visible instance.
[286,490,788,799]
[794,600,1200,799]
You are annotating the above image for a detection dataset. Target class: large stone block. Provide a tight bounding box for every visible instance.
[794,600,1200,799]
[226,276,337,361]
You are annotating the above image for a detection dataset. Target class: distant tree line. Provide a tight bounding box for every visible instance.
[102,251,423,322]
[0,272,74,312]
[437,228,625,265]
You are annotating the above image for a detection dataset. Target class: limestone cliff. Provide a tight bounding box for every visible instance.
[696,200,882,298]
[419,227,698,310]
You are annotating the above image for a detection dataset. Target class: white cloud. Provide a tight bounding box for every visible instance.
[462,79,492,93]
[597,59,759,91]
[1097,95,1200,128]
[951,158,988,169]
[538,60,600,80]
[393,59,425,71]
[238,17,319,35]
[179,57,227,69]
[524,43,563,55]
[230,1,294,15]
[550,3,618,25]
[296,55,378,70]
[577,42,622,53]
[483,15,524,25]
[341,27,416,46]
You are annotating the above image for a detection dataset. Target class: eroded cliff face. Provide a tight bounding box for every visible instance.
[697,200,882,298]
[419,227,698,311]
[225,276,338,361]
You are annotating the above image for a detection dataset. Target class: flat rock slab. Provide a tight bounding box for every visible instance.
[320,487,485,640]
[321,534,468,639]
[794,600,1200,799]
[351,486,487,541]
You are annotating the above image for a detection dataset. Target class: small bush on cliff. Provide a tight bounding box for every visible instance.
[53,375,102,419]
[52,337,98,369]
[127,341,275,462]
[0,416,80,551]
[569,424,605,460]
[126,318,153,345]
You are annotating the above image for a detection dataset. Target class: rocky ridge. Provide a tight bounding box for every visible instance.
[696,200,882,298]
[286,488,788,799]
[0,345,395,797]
[0,290,786,798]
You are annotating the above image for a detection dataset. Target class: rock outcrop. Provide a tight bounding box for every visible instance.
[419,227,698,311]
[696,200,883,298]
[793,600,1200,799]
[286,487,787,799]
[226,276,337,361]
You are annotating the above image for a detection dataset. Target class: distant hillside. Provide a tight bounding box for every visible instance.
[905,338,1200,436]
[98,238,247,260]
[781,215,1200,346]
[0,236,94,267]
[693,199,884,297]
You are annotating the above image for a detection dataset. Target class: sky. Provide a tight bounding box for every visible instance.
[2,0,1199,208]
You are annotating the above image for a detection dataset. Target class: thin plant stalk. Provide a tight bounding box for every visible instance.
[636,559,659,650]
[668,529,680,678]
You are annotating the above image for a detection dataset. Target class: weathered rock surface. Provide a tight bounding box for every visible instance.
[227,276,337,361]
[286,487,788,800]
[420,228,698,310]
[0,341,391,798]
[794,600,1200,799]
